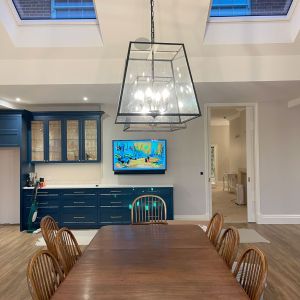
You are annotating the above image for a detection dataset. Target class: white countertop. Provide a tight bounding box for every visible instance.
[23,184,174,189]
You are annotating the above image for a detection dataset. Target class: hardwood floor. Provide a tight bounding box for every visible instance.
[0,223,300,300]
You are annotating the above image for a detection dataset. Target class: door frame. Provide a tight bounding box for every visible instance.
[204,102,260,223]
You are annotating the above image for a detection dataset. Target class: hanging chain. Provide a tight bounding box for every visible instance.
[150,0,155,43]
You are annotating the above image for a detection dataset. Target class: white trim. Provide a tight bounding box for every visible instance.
[257,214,300,224]
[7,0,98,26]
[174,214,210,221]
[204,102,260,223]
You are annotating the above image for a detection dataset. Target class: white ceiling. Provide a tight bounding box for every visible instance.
[1,0,300,106]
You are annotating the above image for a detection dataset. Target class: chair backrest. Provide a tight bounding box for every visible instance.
[216,226,240,268]
[233,247,268,300]
[131,195,167,225]
[27,250,64,300]
[55,228,82,275]
[206,212,224,246]
[40,215,59,260]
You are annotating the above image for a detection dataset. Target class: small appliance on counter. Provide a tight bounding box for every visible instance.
[26,172,37,187]
[39,177,46,188]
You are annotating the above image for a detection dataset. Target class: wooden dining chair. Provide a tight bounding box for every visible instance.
[216,226,240,268]
[55,228,82,275]
[131,195,167,225]
[40,215,59,260]
[233,247,268,300]
[27,249,64,300]
[206,212,224,246]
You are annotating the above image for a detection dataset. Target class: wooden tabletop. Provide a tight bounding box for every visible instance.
[52,225,249,300]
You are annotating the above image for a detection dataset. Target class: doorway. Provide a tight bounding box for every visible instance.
[205,104,258,223]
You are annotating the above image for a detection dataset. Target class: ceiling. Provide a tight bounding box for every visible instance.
[1,0,300,107]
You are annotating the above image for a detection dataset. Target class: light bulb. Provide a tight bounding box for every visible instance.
[162,88,170,100]
[134,90,144,101]
[178,101,183,109]
[155,92,161,103]
[145,87,153,98]
[180,86,184,93]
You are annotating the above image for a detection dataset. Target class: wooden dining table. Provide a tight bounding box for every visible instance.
[52,225,249,299]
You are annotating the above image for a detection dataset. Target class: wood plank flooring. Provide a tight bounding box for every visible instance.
[0,223,300,300]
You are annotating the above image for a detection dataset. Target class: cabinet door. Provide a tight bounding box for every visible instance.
[31,120,45,162]
[66,120,80,161]
[48,120,62,162]
[83,119,98,161]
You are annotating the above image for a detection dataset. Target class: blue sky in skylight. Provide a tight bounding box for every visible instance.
[12,0,96,20]
[210,0,293,17]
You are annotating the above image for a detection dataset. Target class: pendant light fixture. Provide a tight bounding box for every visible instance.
[115,0,201,131]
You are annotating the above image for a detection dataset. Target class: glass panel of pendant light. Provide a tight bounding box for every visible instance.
[115,41,201,125]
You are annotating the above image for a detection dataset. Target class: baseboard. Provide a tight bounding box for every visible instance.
[257,214,300,224]
[174,214,210,221]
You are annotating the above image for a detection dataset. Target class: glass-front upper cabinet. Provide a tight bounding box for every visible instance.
[66,120,80,161]
[30,112,102,163]
[84,120,98,161]
[31,121,44,161]
[49,120,62,161]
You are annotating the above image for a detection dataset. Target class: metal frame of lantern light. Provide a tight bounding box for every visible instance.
[115,0,201,131]
[115,41,201,125]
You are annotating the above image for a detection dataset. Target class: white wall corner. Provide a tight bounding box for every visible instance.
[174,214,210,221]
[257,214,300,224]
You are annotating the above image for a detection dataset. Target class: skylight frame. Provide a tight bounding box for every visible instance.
[11,0,97,21]
[210,0,294,18]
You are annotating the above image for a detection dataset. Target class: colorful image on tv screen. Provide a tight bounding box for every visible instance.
[113,140,166,171]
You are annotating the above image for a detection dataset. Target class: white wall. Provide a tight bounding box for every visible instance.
[0,148,20,224]
[36,104,207,218]
[34,100,300,223]
[229,110,247,173]
[210,125,230,181]
[258,101,300,216]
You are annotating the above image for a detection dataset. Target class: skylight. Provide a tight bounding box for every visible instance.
[12,0,96,20]
[210,0,293,17]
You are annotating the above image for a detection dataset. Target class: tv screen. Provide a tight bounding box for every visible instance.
[113,139,167,174]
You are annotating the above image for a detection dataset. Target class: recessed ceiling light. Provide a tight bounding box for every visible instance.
[16,97,21,102]
[83,97,88,101]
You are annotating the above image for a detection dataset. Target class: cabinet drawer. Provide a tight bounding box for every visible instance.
[25,208,59,225]
[99,207,131,224]
[99,194,134,207]
[63,189,97,195]
[24,195,59,208]
[63,195,97,207]
[62,208,97,224]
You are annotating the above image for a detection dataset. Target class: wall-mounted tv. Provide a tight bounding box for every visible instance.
[113,139,167,174]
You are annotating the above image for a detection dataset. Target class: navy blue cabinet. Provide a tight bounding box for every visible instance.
[22,186,173,230]
[61,189,98,228]
[30,112,102,163]
[0,114,22,147]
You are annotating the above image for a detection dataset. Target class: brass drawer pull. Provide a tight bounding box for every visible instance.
[110,216,123,219]
[73,216,85,219]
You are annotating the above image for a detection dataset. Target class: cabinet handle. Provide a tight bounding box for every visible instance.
[73,216,85,219]
[73,201,85,204]
[110,216,122,219]
[38,192,49,194]
[110,201,122,204]
[73,192,85,194]
[110,190,121,193]
[39,202,48,205]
